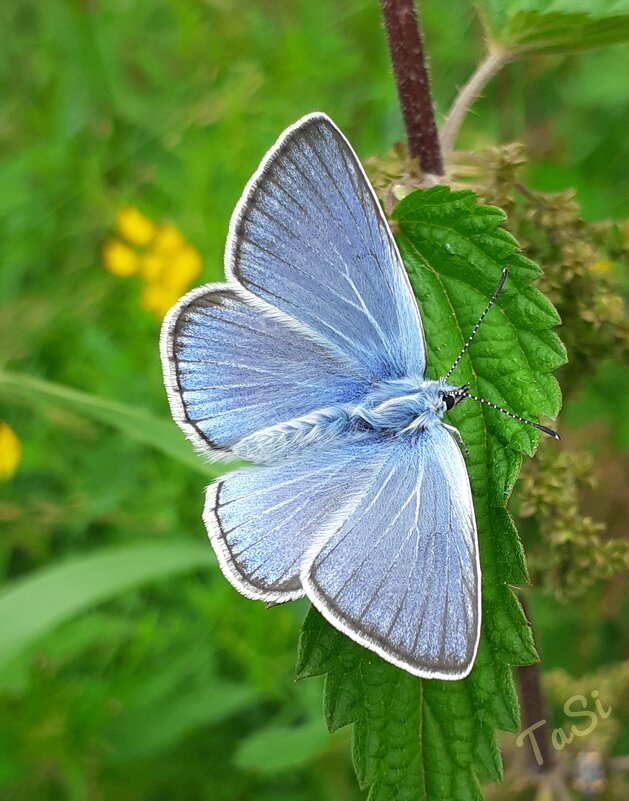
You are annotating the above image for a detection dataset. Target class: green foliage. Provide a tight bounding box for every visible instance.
[518,443,629,600]
[1,1,628,799]
[511,191,629,398]
[233,720,329,774]
[0,541,214,673]
[298,186,565,800]
[107,677,260,764]
[0,371,226,478]
[476,0,629,56]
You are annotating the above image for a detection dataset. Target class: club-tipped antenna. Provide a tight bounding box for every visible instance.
[445,268,508,381]
[464,391,561,440]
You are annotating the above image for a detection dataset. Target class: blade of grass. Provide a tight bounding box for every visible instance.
[0,370,234,477]
[0,541,215,673]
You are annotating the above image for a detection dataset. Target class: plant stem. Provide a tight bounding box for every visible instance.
[517,596,554,773]
[379,0,444,176]
[440,47,508,158]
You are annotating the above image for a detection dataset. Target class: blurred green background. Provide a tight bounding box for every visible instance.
[0,1,628,800]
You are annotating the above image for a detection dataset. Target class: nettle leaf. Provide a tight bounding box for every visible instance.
[476,0,629,56]
[297,186,566,801]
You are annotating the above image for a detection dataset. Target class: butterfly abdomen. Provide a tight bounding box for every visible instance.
[231,404,360,464]
[231,379,447,464]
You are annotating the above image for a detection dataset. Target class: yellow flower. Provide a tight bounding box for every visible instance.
[103,208,202,320]
[153,224,185,253]
[589,259,611,273]
[116,206,156,247]
[140,284,178,319]
[0,422,21,481]
[102,240,139,277]
[162,246,202,292]
[139,252,166,283]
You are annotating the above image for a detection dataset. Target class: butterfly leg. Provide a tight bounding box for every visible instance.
[443,424,470,461]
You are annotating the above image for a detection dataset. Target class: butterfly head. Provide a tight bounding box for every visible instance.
[438,381,470,415]
[438,378,561,439]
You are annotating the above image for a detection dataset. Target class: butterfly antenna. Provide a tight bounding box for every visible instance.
[445,268,508,381]
[464,391,561,440]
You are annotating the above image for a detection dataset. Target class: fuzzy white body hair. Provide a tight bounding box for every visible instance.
[232,376,460,464]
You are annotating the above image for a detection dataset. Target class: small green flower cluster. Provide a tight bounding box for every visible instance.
[510,189,628,397]
[518,441,629,601]
[449,145,627,397]
[451,142,528,210]
[462,147,629,601]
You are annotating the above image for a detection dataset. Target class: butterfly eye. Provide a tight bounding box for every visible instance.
[443,394,455,411]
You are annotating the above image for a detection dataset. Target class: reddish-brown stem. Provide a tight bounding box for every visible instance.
[379,0,444,176]
[517,596,554,773]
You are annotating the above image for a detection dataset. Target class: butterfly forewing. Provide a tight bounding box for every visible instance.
[161,284,368,456]
[225,113,426,381]
[162,113,426,458]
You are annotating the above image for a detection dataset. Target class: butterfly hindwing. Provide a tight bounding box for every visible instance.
[302,425,481,679]
[203,438,391,602]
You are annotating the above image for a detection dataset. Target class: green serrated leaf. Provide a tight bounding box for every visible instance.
[297,610,425,800]
[476,0,629,56]
[297,185,566,800]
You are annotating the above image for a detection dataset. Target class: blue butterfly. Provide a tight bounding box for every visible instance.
[160,113,558,679]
